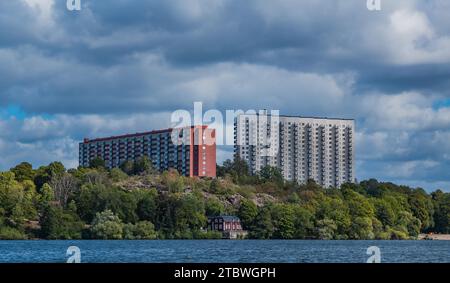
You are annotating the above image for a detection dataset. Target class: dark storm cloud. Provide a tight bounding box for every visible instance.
[49,0,450,95]
[2,0,449,115]
[0,1,41,46]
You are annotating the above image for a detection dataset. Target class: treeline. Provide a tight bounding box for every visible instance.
[0,158,449,240]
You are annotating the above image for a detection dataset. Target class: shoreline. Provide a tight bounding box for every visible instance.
[2,237,450,241]
[418,234,450,241]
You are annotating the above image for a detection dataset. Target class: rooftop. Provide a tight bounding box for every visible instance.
[82,125,209,143]
[237,113,354,121]
[208,215,241,221]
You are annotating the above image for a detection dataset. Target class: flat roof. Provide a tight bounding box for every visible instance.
[82,125,209,143]
[208,215,241,221]
[237,113,354,121]
[82,128,172,143]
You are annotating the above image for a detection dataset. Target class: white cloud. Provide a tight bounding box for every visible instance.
[0,112,172,170]
[359,92,450,131]
[371,9,450,65]
[23,0,53,19]
[385,160,439,179]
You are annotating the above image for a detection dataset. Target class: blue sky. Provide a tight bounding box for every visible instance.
[1,0,450,191]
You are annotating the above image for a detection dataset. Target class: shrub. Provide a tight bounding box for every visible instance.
[205,198,225,217]
[0,226,27,240]
[123,221,157,240]
[110,168,128,182]
[90,210,124,239]
[39,205,84,239]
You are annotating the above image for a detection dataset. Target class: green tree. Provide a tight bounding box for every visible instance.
[0,172,37,225]
[161,171,185,193]
[154,194,177,237]
[348,216,375,240]
[218,157,254,184]
[10,162,35,182]
[0,225,27,240]
[396,211,421,238]
[316,218,337,240]
[218,158,250,177]
[432,191,450,233]
[271,204,295,239]
[316,195,351,238]
[89,157,106,169]
[238,199,258,229]
[292,206,314,239]
[373,198,396,227]
[90,210,124,239]
[205,198,225,217]
[209,179,219,193]
[250,206,274,239]
[173,194,206,235]
[287,192,300,204]
[136,189,158,222]
[34,162,65,190]
[123,221,157,239]
[3,156,450,241]
[109,168,128,182]
[76,184,138,223]
[216,159,232,177]
[408,189,434,230]
[19,180,38,220]
[39,204,83,239]
[40,183,54,204]
[120,160,135,176]
[258,166,283,185]
[343,189,375,218]
[134,156,155,175]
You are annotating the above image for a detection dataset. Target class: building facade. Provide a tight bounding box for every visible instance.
[79,126,216,178]
[207,216,247,239]
[234,114,355,188]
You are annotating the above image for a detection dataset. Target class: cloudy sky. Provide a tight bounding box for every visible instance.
[1,0,450,191]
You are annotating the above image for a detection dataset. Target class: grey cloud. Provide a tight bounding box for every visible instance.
[0,0,450,191]
[0,111,172,170]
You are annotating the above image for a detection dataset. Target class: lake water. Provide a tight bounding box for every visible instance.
[0,240,449,263]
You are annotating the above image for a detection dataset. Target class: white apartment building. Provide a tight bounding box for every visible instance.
[234,114,355,188]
